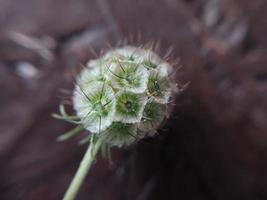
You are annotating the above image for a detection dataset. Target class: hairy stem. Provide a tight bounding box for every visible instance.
[63,136,103,200]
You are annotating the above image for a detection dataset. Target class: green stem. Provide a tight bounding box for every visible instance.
[63,136,103,200]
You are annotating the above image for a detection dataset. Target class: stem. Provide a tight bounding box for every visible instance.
[63,136,103,200]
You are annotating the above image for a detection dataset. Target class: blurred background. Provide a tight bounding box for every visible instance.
[1,0,267,199]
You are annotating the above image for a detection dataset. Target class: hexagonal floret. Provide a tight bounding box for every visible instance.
[77,60,109,88]
[108,60,149,93]
[147,69,171,104]
[73,82,115,133]
[102,122,138,147]
[138,100,166,136]
[114,91,147,123]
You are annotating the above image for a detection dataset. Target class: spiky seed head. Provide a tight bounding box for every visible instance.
[70,45,177,147]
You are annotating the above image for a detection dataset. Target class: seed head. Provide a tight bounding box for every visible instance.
[58,45,177,147]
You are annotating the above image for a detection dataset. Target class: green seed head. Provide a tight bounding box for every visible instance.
[70,45,177,147]
[53,45,181,200]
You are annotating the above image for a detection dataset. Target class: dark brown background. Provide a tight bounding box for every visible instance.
[1,0,267,199]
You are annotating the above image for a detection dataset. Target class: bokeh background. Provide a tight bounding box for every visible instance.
[1,0,267,199]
